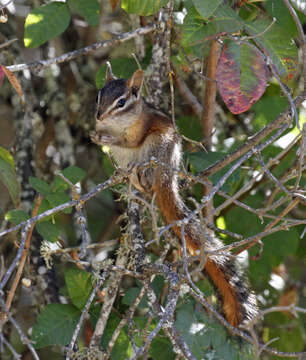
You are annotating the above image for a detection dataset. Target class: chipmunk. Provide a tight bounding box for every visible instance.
[91,65,258,327]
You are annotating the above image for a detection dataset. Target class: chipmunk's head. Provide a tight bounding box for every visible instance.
[93,62,145,146]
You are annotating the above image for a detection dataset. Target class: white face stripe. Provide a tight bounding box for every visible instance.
[104,91,136,116]
[103,91,127,115]
[96,90,102,107]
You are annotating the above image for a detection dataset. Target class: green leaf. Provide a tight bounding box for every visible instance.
[65,267,93,309]
[182,5,244,49]
[29,176,51,196]
[176,302,254,359]
[5,209,30,225]
[224,191,299,287]
[176,116,202,142]
[31,304,80,348]
[121,0,168,15]
[265,0,298,38]
[245,19,298,79]
[187,151,242,193]
[0,146,14,170]
[51,165,86,191]
[266,315,304,353]
[96,58,138,89]
[249,228,299,287]
[36,221,61,242]
[51,177,69,192]
[196,278,214,297]
[175,302,213,358]
[122,287,142,306]
[191,0,222,18]
[95,49,152,89]
[101,313,131,358]
[46,192,72,214]
[62,165,86,185]
[24,2,71,48]
[37,198,53,217]
[68,0,99,26]
[149,336,175,360]
[252,94,288,131]
[0,147,20,206]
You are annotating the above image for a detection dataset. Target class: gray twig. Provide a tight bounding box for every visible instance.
[198,93,306,178]
[0,295,40,360]
[0,171,128,239]
[282,0,306,89]
[66,271,109,359]
[6,25,156,73]
[0,224,30,290]
[0,333,21,360]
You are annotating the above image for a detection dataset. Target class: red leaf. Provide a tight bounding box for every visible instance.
[216,43,269,114]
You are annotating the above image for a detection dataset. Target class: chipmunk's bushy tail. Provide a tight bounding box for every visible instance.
[154,176,258,327]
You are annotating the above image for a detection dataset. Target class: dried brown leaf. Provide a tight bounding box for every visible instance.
[2,65,24,103]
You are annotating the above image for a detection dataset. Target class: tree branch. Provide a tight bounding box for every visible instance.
[5,25,156,73]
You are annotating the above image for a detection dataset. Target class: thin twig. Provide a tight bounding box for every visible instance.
[198,93,306,178]
[105,284,148,359]
[282,0,306,89]
[0,38,18,49]
[241,17,276,41]
[0,333,21,360]
[174,73,202,117]
[0,170,128,239]
[189,287,306,358]
[89,241,130,347]
[295,124,306,190]
[0,224,30,291]
[235,197,300,255]
[66,272,109,359]
[0,196,42,324]
[255,150,292,197]
[0,295,40,360]
[6,25,156,73]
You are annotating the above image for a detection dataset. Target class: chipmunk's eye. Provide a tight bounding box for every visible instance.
[117,98,126,108]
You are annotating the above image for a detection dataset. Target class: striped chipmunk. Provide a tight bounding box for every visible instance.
[91,63,258,328]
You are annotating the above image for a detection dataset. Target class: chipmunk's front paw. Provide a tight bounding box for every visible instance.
[90,131,114,145]
[90,131,100,144]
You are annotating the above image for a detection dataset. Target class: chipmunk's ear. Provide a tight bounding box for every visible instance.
[105,61,117,83]
[127,69,143,98]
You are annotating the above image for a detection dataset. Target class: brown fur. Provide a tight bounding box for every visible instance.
[92,70,257,328]
[155,179,243,327]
